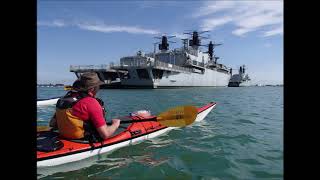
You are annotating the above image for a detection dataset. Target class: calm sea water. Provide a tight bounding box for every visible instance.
[37,86,283,179]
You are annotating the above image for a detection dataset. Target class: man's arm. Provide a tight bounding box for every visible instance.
[96,119,120,139]
[84,98,120,139]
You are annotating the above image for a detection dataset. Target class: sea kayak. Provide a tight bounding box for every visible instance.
[37,97,60,106]
[37,102,216,168]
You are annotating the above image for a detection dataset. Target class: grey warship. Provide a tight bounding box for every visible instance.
[70,31,234,88]
[228,65,251,87]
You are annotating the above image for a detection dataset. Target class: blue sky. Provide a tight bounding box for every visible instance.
[37,0,283,85]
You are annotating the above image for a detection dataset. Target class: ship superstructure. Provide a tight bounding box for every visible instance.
[110,31,231,88]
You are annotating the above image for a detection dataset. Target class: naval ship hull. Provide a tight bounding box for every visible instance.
[228,81,251,87]
[120,67,231,88]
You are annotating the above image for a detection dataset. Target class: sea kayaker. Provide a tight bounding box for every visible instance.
[49,72,120,142]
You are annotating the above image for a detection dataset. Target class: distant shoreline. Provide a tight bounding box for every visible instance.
[37,83,64,87]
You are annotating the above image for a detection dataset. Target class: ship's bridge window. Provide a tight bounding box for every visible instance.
[158,54,170,63]
[120,57,134,65]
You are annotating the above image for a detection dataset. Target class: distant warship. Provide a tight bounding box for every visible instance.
[228,65,251,87]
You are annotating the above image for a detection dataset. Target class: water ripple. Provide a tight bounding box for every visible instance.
[236,119,256,124]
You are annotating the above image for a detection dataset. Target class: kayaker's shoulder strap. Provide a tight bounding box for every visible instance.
[56,91,89,109]
[95,97,104,106]
[95,97,106,117]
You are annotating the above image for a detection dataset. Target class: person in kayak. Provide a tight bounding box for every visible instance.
[49,72,120,142]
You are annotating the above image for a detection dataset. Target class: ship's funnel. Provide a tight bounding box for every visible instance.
[208,41,213,60]
[157,35,175,51]
[189,31,201,47]
[158,36,169,51]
